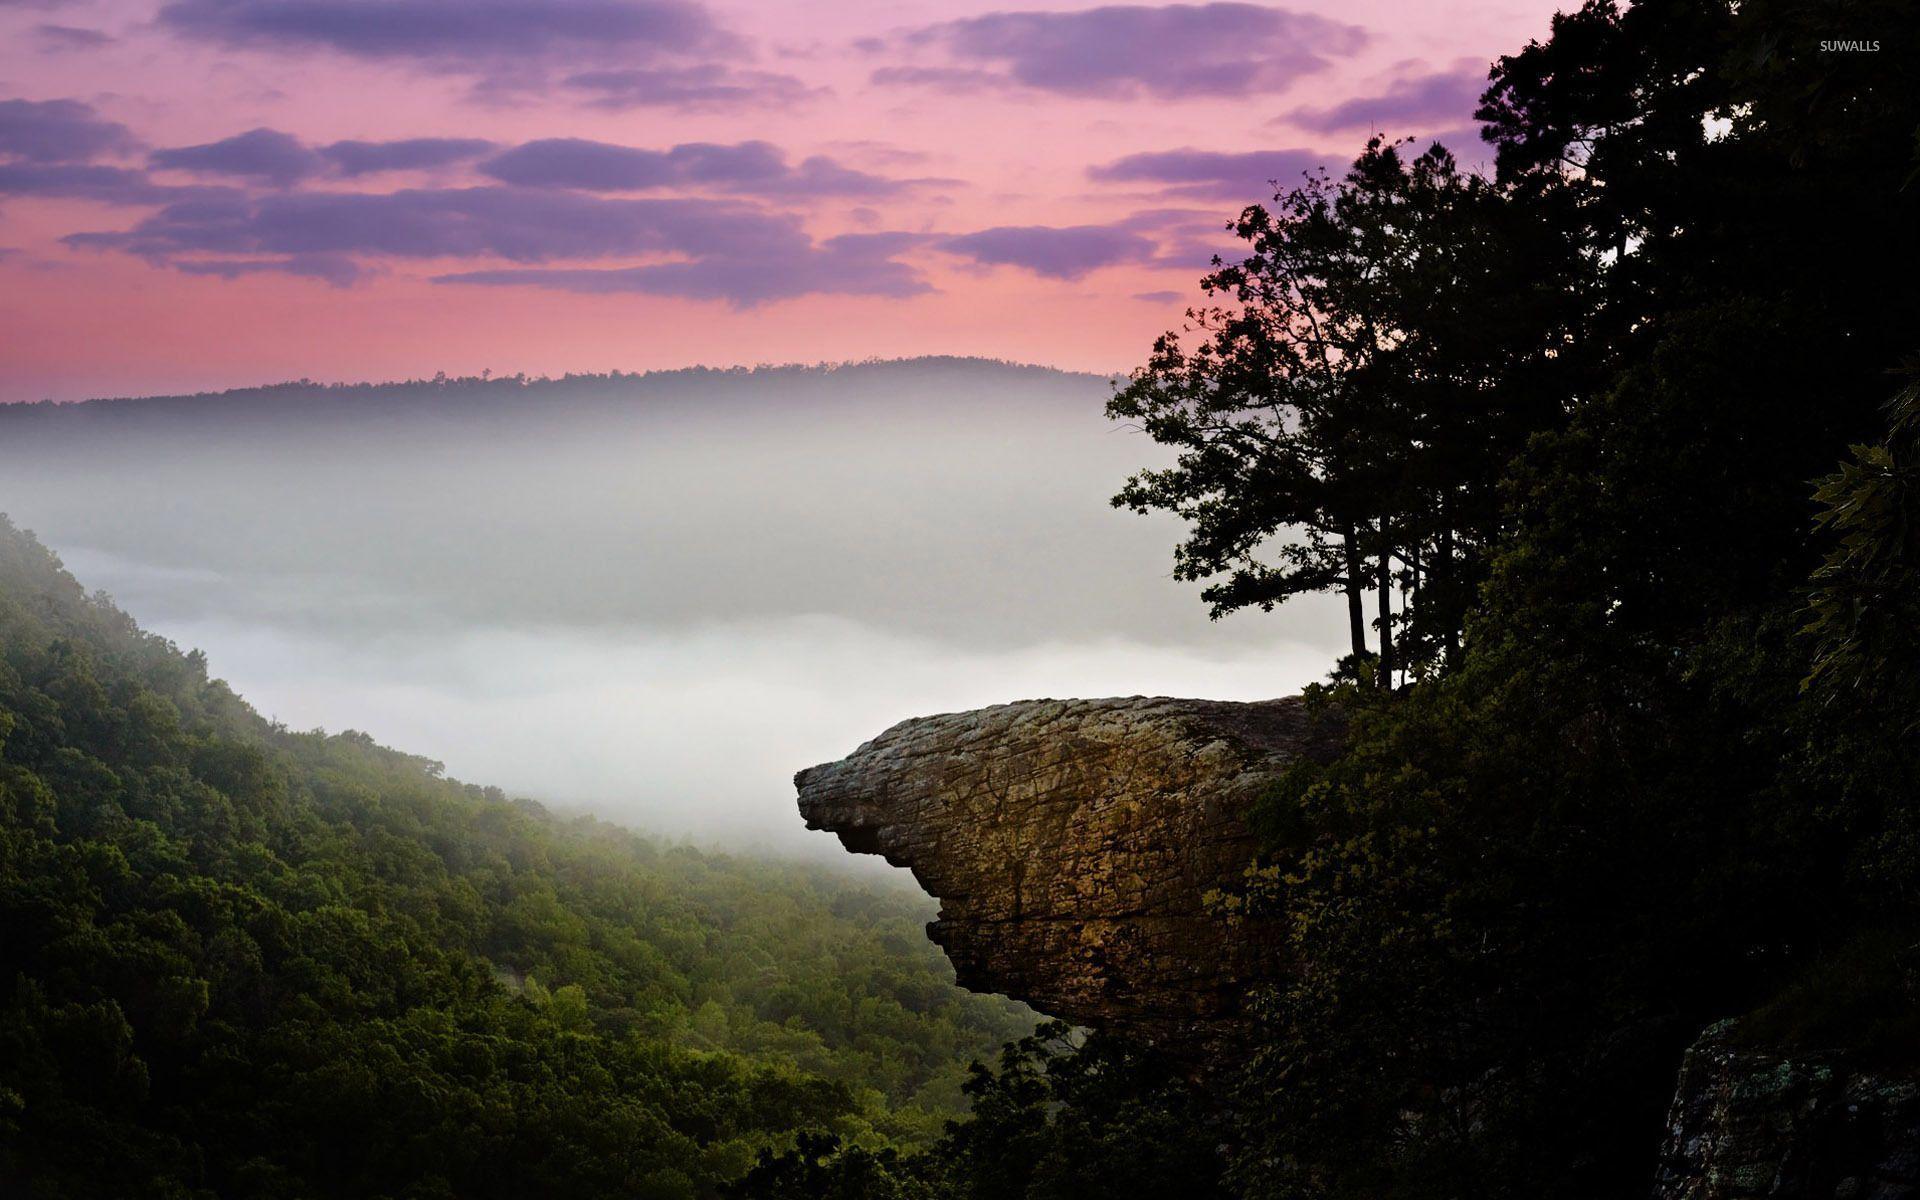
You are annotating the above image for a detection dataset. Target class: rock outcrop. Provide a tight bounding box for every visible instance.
[797,696,1920,1189]
[1653,1021,1920,1199]
[794,696,1342,1068]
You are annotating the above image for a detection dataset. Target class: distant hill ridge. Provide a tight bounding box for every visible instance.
[0,357,1109,424]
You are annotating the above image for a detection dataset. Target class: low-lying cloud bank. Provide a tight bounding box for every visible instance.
[3,361,1346,850]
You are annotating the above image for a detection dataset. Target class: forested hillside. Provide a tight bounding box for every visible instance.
[0,516,1033,1199]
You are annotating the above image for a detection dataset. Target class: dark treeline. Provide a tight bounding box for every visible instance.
[750,1,1920,1197]
[0,518,1034,1198]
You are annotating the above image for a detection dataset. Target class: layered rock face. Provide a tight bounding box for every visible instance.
[794,696,1342,1067]
[1653,1022,1920,1199]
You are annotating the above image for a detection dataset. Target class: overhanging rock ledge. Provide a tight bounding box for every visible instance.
[794,695,1343,1068]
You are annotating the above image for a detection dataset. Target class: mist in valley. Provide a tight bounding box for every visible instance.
[0,358,1344,854]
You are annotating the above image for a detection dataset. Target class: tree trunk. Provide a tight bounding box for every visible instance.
[1439,522,1460,666]
[1343,523,1368,662]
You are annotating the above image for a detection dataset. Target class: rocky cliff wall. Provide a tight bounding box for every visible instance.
[793,695,1343,1068]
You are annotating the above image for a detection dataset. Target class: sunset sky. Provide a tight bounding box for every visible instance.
[0,0,1565,402]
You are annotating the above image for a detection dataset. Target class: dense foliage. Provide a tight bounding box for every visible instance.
[732,1023,1227,1200]
[0,519,1033,1199]
[1220,1,1920,1189]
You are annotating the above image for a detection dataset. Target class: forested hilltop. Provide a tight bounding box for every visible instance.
[0,516,1033,1199]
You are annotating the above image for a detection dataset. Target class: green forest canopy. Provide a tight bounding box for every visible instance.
[0,517,1033,1199]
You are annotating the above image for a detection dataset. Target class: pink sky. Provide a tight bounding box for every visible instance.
[0,0,1565,402]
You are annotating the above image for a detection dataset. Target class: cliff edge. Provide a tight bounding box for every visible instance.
[793,695,1342,1067]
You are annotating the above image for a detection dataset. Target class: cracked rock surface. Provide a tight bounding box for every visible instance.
[1653,1021,1920,1199]
[794,695,1342,1068]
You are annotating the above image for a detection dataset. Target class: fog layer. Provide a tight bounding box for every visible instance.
[0,360,1344,851]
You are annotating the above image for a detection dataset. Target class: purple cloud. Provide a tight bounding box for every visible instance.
[59,171,931,304]
[319,137,495,176]
[824,141,932,168]
[1285,61,1486,133]
[770,156,917,199]
[479,138,912,198]
[938,224,1156,279]
[151,130,498,183]
[150,127,325,187]
[435,231,929,306]
[63,185,918,301]
[156,0,727,65]
[34,24,116,50]
[866,66,1013,94]
[67,187,794,263]
[0,162,233,206]
[886,4,1367,99]
[0,98,139,163]
[562,64,818,110]
[172,252,367,286]
[1132,290,1183,303]
[656,142,787,186]
[1088,147,1323,199]
[482,138,723,190]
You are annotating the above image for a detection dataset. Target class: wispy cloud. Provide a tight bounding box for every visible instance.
[561,64,819,110]
[0,162,234,205]
[478,138,923,198]
[172,252,368,285]
[151,127,325,187]
[153,0,813,111]
[157,0,728,64]
[68,187,769,261]
[877,4,1367,99]
[937,224,1156,279]
[33,24,116,51]
[319,137,498,177]
[436,231,930,306]
[1282,59,1486,134]
[63,183,930,305]
[1088,147,1323,200]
